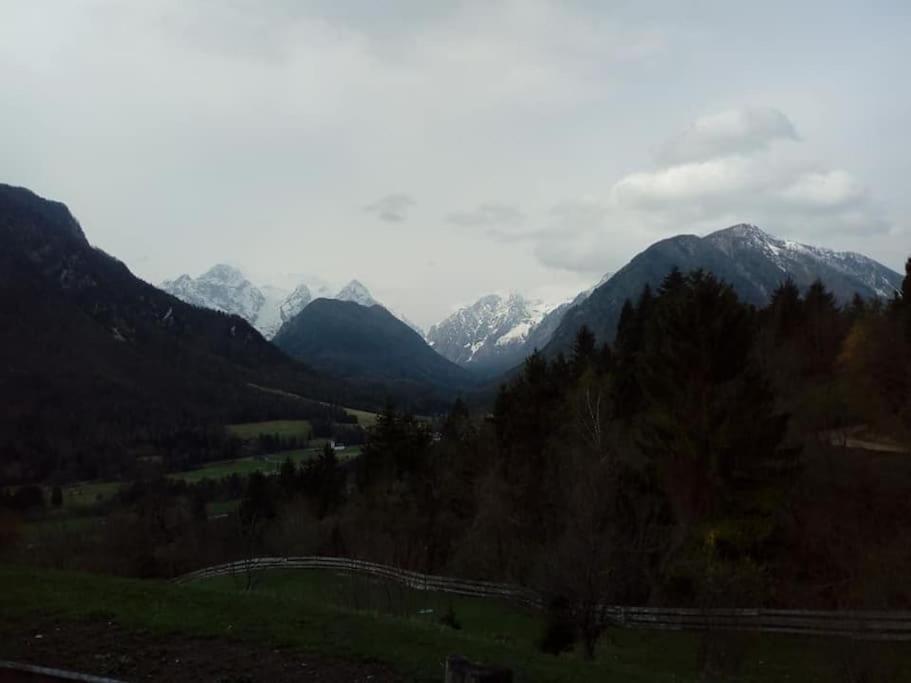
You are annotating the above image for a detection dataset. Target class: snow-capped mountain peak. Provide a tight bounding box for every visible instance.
[279,284,312,322]
[161,270,422,339]
[705,223,901,300]
[200,263,248,287]
[427,292,553,369]
[161,264,264,322]
[335,279,378,307]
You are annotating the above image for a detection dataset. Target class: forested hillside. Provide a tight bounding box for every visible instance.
[0,185,355,483]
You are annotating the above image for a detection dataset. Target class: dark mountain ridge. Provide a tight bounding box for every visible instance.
[274,298,476,397]
[544,224,902,353]
[0,184,354,482]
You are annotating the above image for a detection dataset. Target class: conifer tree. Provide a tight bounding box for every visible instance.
[636,271,793,569]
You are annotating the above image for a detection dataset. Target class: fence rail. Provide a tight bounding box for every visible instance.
[174,557,911,640]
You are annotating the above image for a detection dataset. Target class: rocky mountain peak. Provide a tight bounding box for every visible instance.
[335,280,377,307]
[200,264,247,286]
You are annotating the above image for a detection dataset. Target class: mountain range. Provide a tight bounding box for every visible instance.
[2,183,905,434]
[0,184,356,481]
[426,275,611,377]
[149,223,907,382]
[544,224,903,354]
[162,268,420,339]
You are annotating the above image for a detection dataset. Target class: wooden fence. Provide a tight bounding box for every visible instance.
[174,556,911,640]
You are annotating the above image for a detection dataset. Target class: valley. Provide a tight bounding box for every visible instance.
[2,184,910,682]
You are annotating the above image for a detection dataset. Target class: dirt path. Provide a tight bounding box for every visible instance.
[0,617,401,682]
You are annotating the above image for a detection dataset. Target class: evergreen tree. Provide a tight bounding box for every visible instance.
[301,443,341,517]
[636,271,794,572]
[903,256,911,340]
[571,325,596,370]
[658,266,686,297]
[51,485,63,508]
[903,256,911,305]
[278,456,298,496]
[357,405,431,491]
[239,472,275,526]
[767,277,803,340]
[441,397,473,442]
[801,279,843,375]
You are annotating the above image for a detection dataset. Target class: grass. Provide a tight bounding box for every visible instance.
[195,569,911,682]
[168,450,313,483]
[54,481,123,512]
[203,569,546,646]
[345,408,379,428]
[227,419,313,441]
[169,447,362,484]
[20,515,105,542]
[2,562,904,683]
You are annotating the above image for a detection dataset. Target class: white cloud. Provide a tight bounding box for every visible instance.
[1,2,907,326]
[465,106,889,274]
[365,193,416,222]
[777,169,867,209]
[658,106,799,164]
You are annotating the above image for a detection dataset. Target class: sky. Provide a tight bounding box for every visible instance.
[2,0,909,328]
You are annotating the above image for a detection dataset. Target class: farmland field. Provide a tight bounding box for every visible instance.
[169,447,361,483]
[227,419,313,441]
[168,450,311,483]
[345,407,379,427]
[53,480,123,511]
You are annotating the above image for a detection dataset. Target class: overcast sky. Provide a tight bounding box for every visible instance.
[2,1,909,328]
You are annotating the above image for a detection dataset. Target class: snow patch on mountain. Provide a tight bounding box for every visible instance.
[428,293,557,368]
[161,265,264,322]
[279,284,313,323]
[335,280,378,307]
[706,223,901,300]
[254,285,292,339]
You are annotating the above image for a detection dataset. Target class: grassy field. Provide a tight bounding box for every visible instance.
[226,411,379,439]
[25,442,360,519]
[54,480,123,511]
[168,450,313,483]
[1,564,907,682]
[19,514,104,542]
[345,407,379,427]
[227,419,313,441]
[170,447,361,484]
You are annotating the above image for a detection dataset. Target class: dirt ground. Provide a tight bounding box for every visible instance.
[0,617,402,682]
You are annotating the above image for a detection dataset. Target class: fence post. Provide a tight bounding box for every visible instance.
[444,655,512,683]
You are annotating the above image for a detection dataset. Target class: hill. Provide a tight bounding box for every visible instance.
[274,298,475,396]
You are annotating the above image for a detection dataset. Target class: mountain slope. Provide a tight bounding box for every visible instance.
[0,184,350,482]
[335,280,378,307]
[427,293,552,375]
[704,224,901,301]
[428,276,612,377]
[161,265,293,339]
[273,299,473,392]
[545,223,902,353]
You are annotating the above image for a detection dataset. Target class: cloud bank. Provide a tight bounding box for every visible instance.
[458,106,889,274]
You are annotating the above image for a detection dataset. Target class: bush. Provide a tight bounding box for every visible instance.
[538,596,576,655]
[439,603,461,630]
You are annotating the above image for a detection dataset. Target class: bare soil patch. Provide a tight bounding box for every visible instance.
[0,617,401,682]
